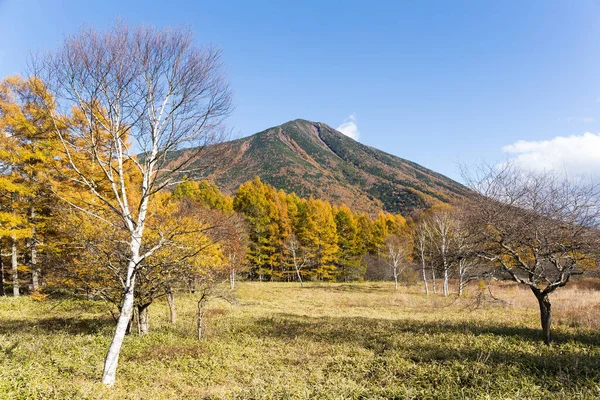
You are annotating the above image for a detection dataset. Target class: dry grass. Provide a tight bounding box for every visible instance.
[0,281,599,399]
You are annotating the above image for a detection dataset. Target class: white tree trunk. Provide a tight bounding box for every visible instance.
[229,270,235,290]
[11,236,19,298]
[295,265,303,287]
[102,233,142,386]
[443,267,449,297]
[421,261,429,296]
[30,208,39,291]
[441,235,449,297]
[102,272,135,385]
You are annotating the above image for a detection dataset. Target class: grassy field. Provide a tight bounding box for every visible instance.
[0,281,599,399]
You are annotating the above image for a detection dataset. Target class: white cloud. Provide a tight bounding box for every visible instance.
[502,132,600,178]
[336,114,360,141]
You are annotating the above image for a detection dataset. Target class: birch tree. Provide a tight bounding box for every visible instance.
[424,207,456,296]
[286,235,307,286]
[453,218,478,296]
[385,234,411,290]
[33,23,231,385]
[413,223,429,295]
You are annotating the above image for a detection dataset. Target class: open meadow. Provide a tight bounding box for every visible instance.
[0,281,599,399]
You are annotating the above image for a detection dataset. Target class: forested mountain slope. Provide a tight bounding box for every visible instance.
[172,119,469,215]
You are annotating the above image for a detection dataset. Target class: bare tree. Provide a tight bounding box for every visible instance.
[195,283,236,340]
[286,235,307,287]
[463,162,600,344]
[413,222,430,295]
[424,209,456,296]
[385,234,411,290]
[34,23,232,385]
[452,215,479,296]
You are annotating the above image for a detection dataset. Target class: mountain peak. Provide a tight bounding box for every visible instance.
[263,119,354,144]
[179,120,469,215]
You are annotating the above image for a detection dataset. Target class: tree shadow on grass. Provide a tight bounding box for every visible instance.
[0,316,114,335]
[243,313,600,389]
[249,313,600,346]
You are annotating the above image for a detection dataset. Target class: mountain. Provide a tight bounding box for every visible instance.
[173,119,469,215]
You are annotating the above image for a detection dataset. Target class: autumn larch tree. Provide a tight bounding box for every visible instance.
[296,198,339,280]
[0,76,63,295]
[334,205,365,282]
[33,23,232,385]
[233,177,279,280]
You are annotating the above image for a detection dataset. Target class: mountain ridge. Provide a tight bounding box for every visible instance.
[175,119,469,215]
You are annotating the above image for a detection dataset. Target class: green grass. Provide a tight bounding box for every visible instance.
[0,282,599,399]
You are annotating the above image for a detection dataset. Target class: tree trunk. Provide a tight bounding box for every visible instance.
[102,234,141,386]
[127,308,135,335]
[229,270,235,290]
[443,267,449,297]
[102,280,135,385]
[0,248,5,297]
[295,267,303,287]
[197,300,205,340]
[431,265,437,295]
[458,272,464,297]
[166,290,176,325]
[536,292,553,345]
[11,236,19,298]
[393,269,399,291]
[30,207,39,291]
[138,304,149,335]
[421,261,429,296]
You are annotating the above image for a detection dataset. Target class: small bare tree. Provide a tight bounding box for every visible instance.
[385,234,411,290]
[286,235,307,287]
[452,215,479,296]
[34,23,231,385]
[463,162,600,344]
[413,223,430,295]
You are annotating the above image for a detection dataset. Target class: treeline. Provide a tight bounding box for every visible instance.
[172,178,493,297]
[175,177,409,283]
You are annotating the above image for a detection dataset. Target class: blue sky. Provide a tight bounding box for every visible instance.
[2,0,600,181]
